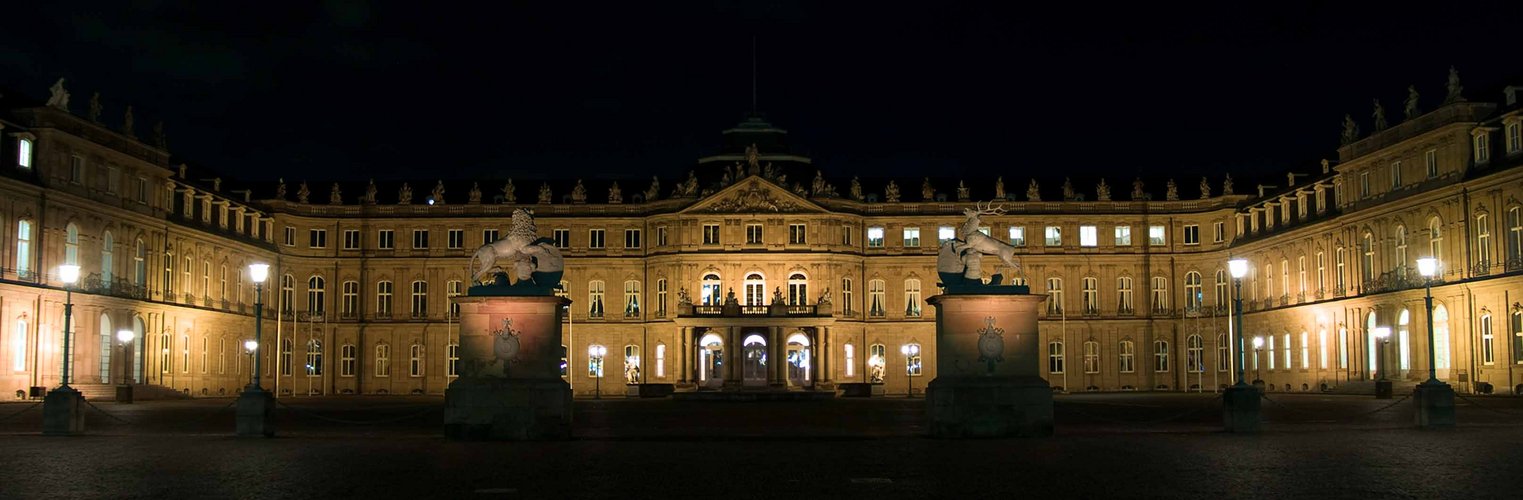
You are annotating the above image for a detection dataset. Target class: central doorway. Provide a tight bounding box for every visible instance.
[786,332,811,388]
[698,333,724,389]
[743,334,768,387]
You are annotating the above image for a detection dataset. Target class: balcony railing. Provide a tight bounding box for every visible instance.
[682,303,829,317]
[1081,306,1100,317]
[1117,306,1134,316]
[1473,260,1493,277]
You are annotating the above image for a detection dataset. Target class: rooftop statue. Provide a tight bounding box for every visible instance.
[1026,179,1041,201]
[46,78,69,110]
[468,182,482,204]
[1165,179,1179,201]
[364,179,378,204]
[468,208,565,296]
[398,182,413,205]
[745,143,762,175]
[884,180,900,202]
[1321,158,1330,174]
[431,181,446,205]
[538,182,552,204]
[1061,178,1076,201]
[1340,114,1359,145]
[296,181,311,204]
[275,178,287,200]
[956,180,970,202]
[122,105,135,137]
[1131,178,1146,200]
[921,178,935,201]
[502,178,516,204]
[1223,173,1235,195]
[994,176,1005,200]
[608,182,623,204]
[937,201,1025,294]
[1096,178,1111,201]
[674,171,699,197]
[849,176,863,201]
[644,176,660,201]
[1199,177,1211,199]
[329,183,343,205]
[1444,66,1464,104]
[88,92,102,122]
[151,122,167,149]
[1404,85,1421,120]
[1372,99,1388,131]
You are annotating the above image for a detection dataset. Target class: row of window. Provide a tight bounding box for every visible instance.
[867,223,1222,249]
[148,334,458,379]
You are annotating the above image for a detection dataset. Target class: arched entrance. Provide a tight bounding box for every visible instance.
[786,332,811,387]
[697,333,724,389]
[743,334,768,387]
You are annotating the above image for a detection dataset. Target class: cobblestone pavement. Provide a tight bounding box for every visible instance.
[1,392,1521,499]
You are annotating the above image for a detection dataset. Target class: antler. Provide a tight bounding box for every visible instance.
[976,201,1006,215]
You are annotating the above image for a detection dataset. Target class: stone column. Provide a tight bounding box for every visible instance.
[678,327,690,384]
[768,326,783,387]
[820,326,832,383]
[810,328,822,386]
[725,327,740,387]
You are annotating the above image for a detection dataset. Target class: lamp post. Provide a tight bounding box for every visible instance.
[1228,259,1248,385]
[1252,336,1265,385]
[1222,258,1260,432]
[116,329,135,404]
[247,264,269,390]
[43,265,84,435]
[1413,256,1455,427]
[588,345,606,399]
[900,343,920,398]
[1372,326,1392,399]
[236,263,275,437]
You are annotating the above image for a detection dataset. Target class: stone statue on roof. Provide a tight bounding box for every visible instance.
[1340,114,1359,145]
[608,181,623,204]
[675,171,699,197]
[502,178,516,204]
[811,170,827,197]
[922,178,935,201]
[994,176,1005,200]
[1096,178,1111,201]
[1444,66,1464,104]
[296,181,311,204]
[1026,179,1041,201]
[329,183,342,205]
[720,169,733,186]
[122,105,135,137]
[398,182,413,205]
[468,182,482,204]
[88,92,102,122]
[849,176,863,201]
[884,180,900,202]
[1062,178,1076,201]
[745,143,762,175]
[430,181,446,205]
[1199,177,1211,199]
[1223,174,1235,195]
[1131,178,1146,201]
[364,179,377,204]
[570,180,587,203]
[1372,99,1388,131]
[151,122,167,149]
[644,176,660,201]
[956,180,970,202]
[538,182,552,204]
[275,178,287,200]
[1165,179,1179,201]
[46,78,69,110]
[1321,159,1330,174]
[1404,85,1421,120]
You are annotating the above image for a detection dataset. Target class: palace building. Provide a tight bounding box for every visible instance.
[4,75,1523,400]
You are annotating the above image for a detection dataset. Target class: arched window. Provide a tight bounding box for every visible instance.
[1395,226,1408,278]
[1216,334,1230,372]
[868,279,886,317]
[1335,246,1347,290]
[1117,276,1134,313]
[64,223,79,266]
[841,277,854,315]
[1081,277,1099,314]
[868,343,886,382]
[98,313,112,383]
[101,231,114,282]
[1082,340,1099,373]
[409,343,424,377]
[788,273,808,306]
[588,344,605,377]
[904,342,922,376]
[1297,256,1307,296]
[376,280,394,317]
[1186,334,1203,373]
[280,338,293,376]
[623,280,641,316]
[587,280,605,317]
[201,260,210,297]
[1184,272,1202,311]
[1429,217,1444,273]
[410,280,428,318]
[1316,251,1326,292]
[1268,334,1276,369]
[1119,340,1135,373]
[1300,331,1310,370]
[13,317,29,372]
[1214,269,1227,309]
[1318,328,1329,369]
[306,339,323,376]
[375,343,392,377]
[17,138,32,168]
[655,278,667,316]
[1154,340,1170,372]
[132,238,146,287]
[131,317,144,383]
[1398,309,1411,371]
[1477,214,1494,269]
[844,343,855,377]
[700,273,721,305]
[16,220,33,277]
[655,343,666,378]
[1279,259,1289,300]
[307,276,326,314]
[623,344,641,383]
[1434,305,1450,369]
[1047,340,1065,374]
[280,274,295,313]
[904,278,922,317]
[1509,207,1523,263]
[1150,276,1167,313]
[1281,333,1291,369]
[743,273,765,306]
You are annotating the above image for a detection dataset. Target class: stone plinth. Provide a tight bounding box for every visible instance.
[925,294,1052,438]
[42,387,84,436]
[1375,379,1393,399]
[1414,381,1455,429]
[1222,384,1261,433]
[445,295,572,440]
[236,388,276,437]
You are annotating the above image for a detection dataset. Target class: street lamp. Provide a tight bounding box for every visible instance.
[57,264,80,388]
[588,345,606,399]
[1251,336,1265,385]
[1413,256,1455,427]
[247,264,269,390]
[1228,259,1248,386]
[901,343,920,398]
[42,264,84,435]
[1372,327,1391,381]
[1416,257,1439,383]
[116,329,136,403]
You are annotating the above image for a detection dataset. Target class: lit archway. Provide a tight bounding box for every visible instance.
[698,333,724,388]
[743,334,767,386]
[786,332,811,386]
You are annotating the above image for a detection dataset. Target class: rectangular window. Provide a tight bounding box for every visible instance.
[903,227,921,247]
[1360,171,1370,198]
[1114,226,1131,246]
[625,229,641,249]
[844,344,855,378]
[1213,222,1224,243]
[1425,149,1438,178]
[1044,226,1061,246]
[283,226,295,246]
[866,227,885,248]
[342,281,359,318]
[1148,225,1166,246]
[553,229,570,248]
[308,229,327,248]
[447,229,464,249]
[447,344,459,378]
[340,345,355,377]
[17,138,32,168]
[1482,315,1495,365]
[482,229,499,245]
[377,229,395,250]
[746,223,763,244]
[789,223,806,244]
[136,176,149,203]
[842,225,853,246]
[938,226,956,244]
[70,155,84,183]
[1008,226,1025,247]
[1507,122,1523,154]
[703,224,721,245]
[1048,342,1065,374]
[1474,133,1491,163]
[342,230,360,250]
[376,281,393,317]
[412,229,429,249]
[1183,224,1200,245]
[657,226,669,247]
[1079,225,1097,247]
[106,166,120,193]
[1391,161,1403,187]
[588,229,605,249]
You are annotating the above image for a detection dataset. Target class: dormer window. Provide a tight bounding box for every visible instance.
[1474,131,1491,164]
[1505,119,1522,155]
[17,138,33,168]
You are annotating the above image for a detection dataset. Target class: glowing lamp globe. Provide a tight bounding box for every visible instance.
[1228,259,1249,279]
[248,263,270,284]
[58,264,81,284]
[1416,257,1437,278]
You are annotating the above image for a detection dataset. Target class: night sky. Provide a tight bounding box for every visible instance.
[3,2,1522,186]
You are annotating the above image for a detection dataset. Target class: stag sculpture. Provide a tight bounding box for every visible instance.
[938,201,1024,292]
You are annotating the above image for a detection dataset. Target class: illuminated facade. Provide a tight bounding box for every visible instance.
[4,82,1523,399]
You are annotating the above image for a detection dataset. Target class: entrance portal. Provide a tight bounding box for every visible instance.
[786,332,811,388]
[743,334,768,387]
[698,333,724,389]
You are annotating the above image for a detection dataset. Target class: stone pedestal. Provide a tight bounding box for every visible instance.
[1222,384,1261,433]
[235,387,275,437]
[1414,381,1456,429]
[925,294,1052,438]
[42,387,84,436]
[445,295,572,440]
[1375,379,1393,399]
[115,385,134,404]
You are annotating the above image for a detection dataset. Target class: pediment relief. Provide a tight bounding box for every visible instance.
[686,177,823,214]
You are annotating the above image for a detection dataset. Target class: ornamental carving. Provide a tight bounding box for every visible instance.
[703,181,801,213]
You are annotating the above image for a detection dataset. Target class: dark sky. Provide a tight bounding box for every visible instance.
[3,1,1522,185]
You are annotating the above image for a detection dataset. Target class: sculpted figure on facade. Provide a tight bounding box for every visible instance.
[1199,177,1211,199]
[330,183,343,205]
[468,208,564,294]
[810,170,837,197]
[1026,179,1040,201]
[674,171,699,197]
[398,182,413,205]
[1131,178,1146,200]
[364,179,378,204]
[468,182,482,204]
[296,181,311,204]
[88,92,102,122]
[431,181,446,205]
[275,178,287,200]
[644,176,660,201]
[1165,179,1179,201]
[502,178,516,204]
[884,180,900,202]
[956,180,970,201]
[1223,173,1234,195]
[570,180,587,204]
[1096,178,1111,201]
[1404,85,1421,120]
[1340,114,1359,145]
[921,178,935,201]
[849,176,863,201]
[745,143,762,175]
[538,182,552,204]
[676,287,692,307]
[1321,158,1330,174]
[1445,66,1464,103]
[994,176,1005,200]
[123,105,136,137]
[46,78,69,110]
[1372,99,1388,131]
[608,182,623,204]
[1062,178,1076,201]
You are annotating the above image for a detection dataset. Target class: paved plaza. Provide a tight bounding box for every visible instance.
[2,392,1522,499]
